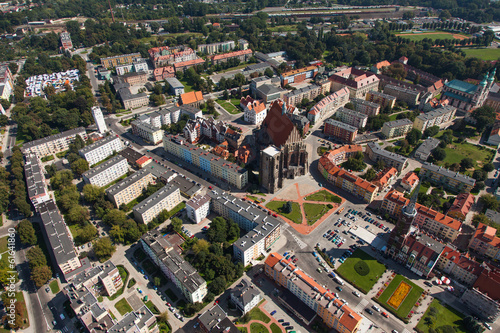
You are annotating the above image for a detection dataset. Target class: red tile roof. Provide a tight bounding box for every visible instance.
[374,60,391,69]
[373,167,397,188]
[174,58,205,70]
[448,193,475,218]
[180,91,203,105]
[212,49,252,61]
[473,266,500,301]
[472,223,500,247]
[136,156,151,165]
[261,99,297,147]
[402,171,419,187]
[281,65,318,78]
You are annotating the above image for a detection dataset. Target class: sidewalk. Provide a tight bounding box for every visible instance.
[235,300,285,333]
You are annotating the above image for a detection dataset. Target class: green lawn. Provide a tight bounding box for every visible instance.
[439,142,494,168]
[389,114,398,121]
[145,300,160,314]
[250,322,269,333]
[375,274,424,322]
[395,32,468,42]
[303,203,329,225]
[178,79,195,93]
[266,201,302,224]
[462,47,500,61]
[114,298,133,316]
[336,249,386,294]
[268,24,297,32]
[216,99,242,114]
[416,299,468,333]
[305,190,341,203]
[49,280,60,294]
[269,323,282,333]
[0,236,8,253]
[238,327,249,333]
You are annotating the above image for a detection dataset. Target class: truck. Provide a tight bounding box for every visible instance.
[334,277,344,285]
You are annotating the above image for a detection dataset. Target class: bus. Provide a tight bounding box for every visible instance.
[337,207,345,215]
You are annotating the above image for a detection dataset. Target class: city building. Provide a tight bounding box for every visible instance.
[186,194,210,224]
[163,135,248,189]
[79,135,124,166]
[469,223,500,260]
[265,253,362,332]
[198,305,239,333]
[365,90,396,110]
[117,86,149,109]
[241,96,267,125]
[21,127,87,157]
[414,137,440,162]
[60,31,73,50]
[141,230,207,303]
[323,119,358,143]
[442,70,495,113]
[321,145,363,164]
[437,246,483,287]
[91,106,107,134]
[413,105,457,132]
[366,142,408,172]
[208,190,281,266]
[120,147,148,167]
[401,171,419,193]
[383,84,421,106]
[287,113,310,135]
[131,120,164,145]
[447,193,475,221]
[197,40,236,55]
[165,77,184,96]
[179,90,204,108]
[370,60,391,74]
[230,279,262,315]
[283,84,321,106]
[182,117,228,144]
[486,209,500,226]
[280,66,318,86]
[211,49,252,65]
[250,76,286,103]
[115,58,148,76]
[174,58,206,72]
[350,97,381,116]
[0,65,13,99]
[72,260,123,297]
[24,154,50,208]
[108,305,159,333]
[153,66,175,81]
[381,118,413,139]
[82,155,129,188]
[148,46,198,68]
[133,184,181,224]
[329,67,380,99]
[372,167,398,190]
[334,107,369,129]
[307,87,350,123]
[106,169,158,208]
[121,71,148,85]
[101,53,141,68]
[420,162,475,193]
[257,99,302,147]
[461,266,500,321]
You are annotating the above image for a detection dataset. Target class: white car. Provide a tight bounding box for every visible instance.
[484,323,492,330]
[353,291,361,297]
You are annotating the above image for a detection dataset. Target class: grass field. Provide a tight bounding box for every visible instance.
[114,298,133,316]
[439,142,494,167]
[462,47,500,61]
[375,274,423,322]
[216,99,241,114]
[395,32,469,42]
[268,24,297,32]
[269,323,282,333]
[305,190,341,203]
[303,203,329,225]
[250,322,269,333]
[178,79,195,93]
[336,249,386,294]
[244,305,271,324]
[266,201,302,224]
[49,280,60,294]
[416,299,468,333]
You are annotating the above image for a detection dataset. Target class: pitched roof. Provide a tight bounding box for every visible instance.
[374,60,391,69]
[319,156,378,194]
[180,91,203,105]
[402,171,419,187]
[472,223,500,248]
[261,99,298,147]
[174,58,205,70]
[448,193,475,217]
[373,167,397,187]
[473,265,500,301]
[212,49,252,61]
[281,65,318,78]
[445,79,478,94]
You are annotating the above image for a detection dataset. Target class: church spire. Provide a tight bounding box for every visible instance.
[403,183,419,217]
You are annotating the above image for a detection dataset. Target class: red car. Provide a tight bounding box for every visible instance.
[382,312,389,318]
[379,224,384,229]
[208,186,213,189]
[272,214,277,218]
[293,258,298,263]
[337,242,343,247]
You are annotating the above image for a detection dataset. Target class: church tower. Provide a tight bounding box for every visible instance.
[387,183,419,254]
[472,71,491,108]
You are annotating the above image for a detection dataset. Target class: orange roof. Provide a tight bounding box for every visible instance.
[213,22,220,27]
[136,156,151,165]
[212,49,252,61]
[180,91,203,105]
[374,60,391,69]
[174,58,205,69]
[319,156,378,193]
[373,167,397,187]
[448,193,475,217]
[473,223,500,247]
[281,65,318,78]
[264,252,283,268]
[402,171,419,187]
[323,145,363,162]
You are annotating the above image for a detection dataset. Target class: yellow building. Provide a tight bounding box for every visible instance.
[101,53,141,68]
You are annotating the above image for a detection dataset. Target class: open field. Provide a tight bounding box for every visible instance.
[336,249,386,294]
[416,299,468,333]
[216,99,241,114]
[305,190,341,203]
[461,47,500,61]
[266,201,302,224]
[395,31,470,41]
[114,298,133,316]
[303,203,329,225]
[440,142,494,167]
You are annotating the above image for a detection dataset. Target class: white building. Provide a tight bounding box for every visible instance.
[165,77,185,96]
[91,106,107,134]
[116,58,148,76]
[335,107,368,129]
[186,194,210,224]
[79,135,124,166]
[132,184,181,224]
[82,155,129,187]
[131,120,164,145]
[22,127,87,157]
[230,279,262,314]
[241,97,267,125]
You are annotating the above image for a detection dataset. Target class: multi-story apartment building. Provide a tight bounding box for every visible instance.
[307,87,349,123]
[60,32,73,50]
[153,66,175,81]
[366,142,408,172]
[334,107,368,129]
[372,167,398,190]
[182,117,228,144]
[447,192,475,221]
[173,58,206,72]
[115,58,148,76]
[321,145,363,164]
[318,155,378,203]
[280,66,318,86]
[381,118,413,139]
[365,90,396,110]
[437,246,483,287]
[108,305,159,333]
[198,305,240,332]
[72,260,123,297]
[186,194,210,224]
[21,127,87,157]
[461,267,500,321]
[211,49,253,65]
[91,106,107,134]
[265,253,362,332]
[197,40,236,55]
[165,77,185,96]
[323,119,358,143]
[133,184,181,224]
[117,87,149,109]
[283,84,321,106]
[106,169,158,207]
[241,96,267,125]
[122,71,148,85]
[469,223,500,260]
[101,53,141,68]
[383,84,421,106]
[230,279,262,315]
[164,135,248,189]
[414,137,440,162]
[131,120,164,145]
[148,46,198,68]
[413,105,457,132]
[0,65,13,100]
[329,67,380,99]
[141,230,207,303]
[401,171,419,193]
[82,155,129,187]
[208,190,281,266]
[79,135,124,166]
[350,97,381,116]
[420,162,475,193]
[24,154,51,208]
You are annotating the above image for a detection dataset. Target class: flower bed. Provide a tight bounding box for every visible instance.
[387,281,412,309]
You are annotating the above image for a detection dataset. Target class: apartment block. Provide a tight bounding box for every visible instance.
[365,90,396,110]
[351,97,381,116]
[366,142,408,172]
[437,246,482,287]
[372,167,397,190]
[141,230,207,303]
[197,40,236,55]
[414,105,457,132]
[280,66,318,86]
[208,190,281,266]
[116,58,148,76]
[329,67,380,98]
[211,49,252,65]
[133,184,181,224]
[148,46,198,68]
[283,84,321,106]
[108,305,159,333]
[323,118,358,143]
[250,76,286,104]
[461,268,500,321]
[117,87,149,109]
[447,192,475,221]
[106,169,157,208]
[91,106,107,134]
[265,253,362,332]
[383,84,421,106]
[131,120,164,145]
[335,107,368,129]
[174,58,206,72]
[79,135,124,166]
[321,145,363,164]
[60,32,73,50]
[101,53,141,68]
[153,66,175,81]
[198,305,239,333]
[469,223,500,260]
[82,155,129,187]
[24,154,50,208]
[72,260,123,297]
[414,137,440,162]
[381,118,413,139]
[401,171,419,193]
[122,71,148,85]
[230,279,262,315]
[21,127,87,157]
[163,135,248,189]
[420,162,475,193]
[186,194,210,224]
[307,88,350,123]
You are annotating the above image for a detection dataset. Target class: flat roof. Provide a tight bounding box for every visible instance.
[106,168,154,196]
[22,127,86,150]
[24,154,48,200]
[82,155,127,179]
[79,135,122,155]
[119,147,143,163]
[165,77,184,89]
[108,305,155,333]
[324,118,357,132]
[367,141,408,164]
[414,137,440,156]
[132,184,179,215]
[186,194,210,210]
[167,175,202,197]
[383,118,413,128]
[422,162,475,186]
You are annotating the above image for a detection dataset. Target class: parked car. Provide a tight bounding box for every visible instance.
[365,308,373,315]
[270,310,277,316]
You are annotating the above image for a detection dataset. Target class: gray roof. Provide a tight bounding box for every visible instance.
[324,118,357,132]
[421,162,476,187]
[414,137,440,158]
[186,195,210,210]
[82,155,127,180]
[132,184,179,215]
[119,147,143,163]
[101,52,141,62]
[199,305,229,331]
[108,305,155,333]
[337,107,369,120]
[22,127,86,151]
[256,83,285,96]
[417,105,456,122]
[118,87,147,101]
[167,174,202,197]
[368,90,397,100]
[367,141,408,164]
[284,84,319,98]
[245,62,271,71]
[24,154,47,201]
[385,84,421,95]
[165,77,184,89]
[231,279,260,307]
[72,260,118,288]
[131,120,162,133]
[383,118,413,128]
[106,168,154,196]
[351,97,381,107]
[485,209,500,226]
[79,135,122,155]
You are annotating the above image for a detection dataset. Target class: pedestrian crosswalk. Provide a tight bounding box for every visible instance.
[287,229,307,249]
[355,298,368,311]
[402,328,412,333]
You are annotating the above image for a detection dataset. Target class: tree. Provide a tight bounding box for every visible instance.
[103,209,127,226]
[154,276,161,287]
[50,170,74,190]
[171,217,183,233]
[264,68,274,78]
[31,265,52,288]
[405,129,422,145]
[26,246,47,270]
[473,169,487,181]
[362,168,377,181]
[67,205,90,225]
[158,311,169,324]
[93,237,116,262]
[192,239,209,255]
[375,159,386,170]
[471,106,496,133]
[483,163,495,172]
[423,126,440,138]
[209,276,227,295]
[479,194,499,212]
[344,102,354,110]
[431,147,446,161]
[71,158,89,177]
[283,201,293,214]
[206,217,227,243]
[78,224,97,243]
[83,184,104,202]
[460,158,474,171]
[17,220,37,246]
[472,213,490,227]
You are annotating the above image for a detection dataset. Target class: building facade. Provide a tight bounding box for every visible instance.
[186,194,210,224]
[447,193,475,221]
[82,155,129,188]
[79,135,124,166]
[131,120,164,145]
[91,106,107,134]
[442,70,495,113]
[21,127,87,157]
[329,67,380,99]
[365,90,396,110]
[307,87,350,123]
[420,162,475,193]
[101,53,141,68]
[241,96,267,125]
[280,66,318,86]
[414,137,440,162]
[323,119,358,143]
[197,40,236,55]
[383,84,421,106]
[335,107,369,129]
[381,118,413,139]
[366,142,408,172]
[211,49,252,65]
[133,184,181,224]
[283,84,321,107]
[413,105,457,132]
[230,279,262,315]
[106,169,157,207]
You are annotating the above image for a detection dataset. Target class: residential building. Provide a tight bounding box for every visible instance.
[101,53,141,68]
[287,113,310,135]
[335,107,368,129]
[117,87,149,109]
[323,119,357,143]
[486,90,500,113]
[230,279,262,315]
[366,90,396,110]
[307,87,350,123]
[486,121,500,147]
[197,40,236,55]
[182,117,228,144]
[383,84,421,106]
[414,137,440,162]
[106,169,158,207]
[0,65,13,94]
[329,67,380,99]
[133,184,181,224]
[108,305,159,333]
[120,147,148,167]
[447,193,475,221]
[376,73,427,99]
[121,71,148,85]
[372,167,398,190]
[250,76,285,103]
[413,105,457,132]
[401,171,419,193]
[283,84,321,106]
[442,70,495,113]
[21,127,87,157]
[208,190,281,266]
[381,118,413,139]
[370,60,391,74]
[393,58,444,95]
[264,253,362,332]
[198,305,240,333]
[350,97,380,116]
[321,145,363,164]
[165,77,184,96]
[148,46,198,68]
[60,31,73,50]
[186,194,210,224]
[366,142,408,172]
[153,66,175,81]
[174,58,206,72]
[141,230,207,303]
[24,154,50,208]
[420,162,475,193]
[461,267,500,321]
[82,155,129,188]
[437,246,483,287]
[116,58,148,76]
[241,96,267,125]
[167,174,202,199]
[280,66,318,86]
[317,78,332,95]
[486,209,500,226]
[419,97,450,113]
[91,106,107,134]
[179,90,204,108]
[79,135,124,166]
[164,135,248,189]
[211,49,252,65]
[131,120,164,145]
[469,223,500,260]
[183,118,202,143]
[72,260,123,297]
